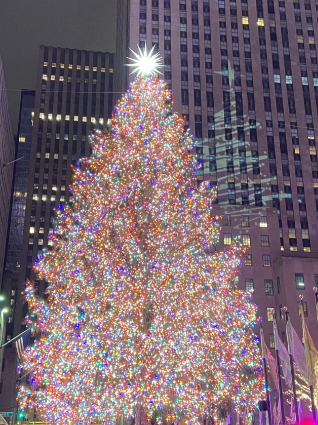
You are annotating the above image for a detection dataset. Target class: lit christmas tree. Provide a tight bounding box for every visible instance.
[19,48,263,425]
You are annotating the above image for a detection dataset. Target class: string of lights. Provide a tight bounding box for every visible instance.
[18,68,264,424]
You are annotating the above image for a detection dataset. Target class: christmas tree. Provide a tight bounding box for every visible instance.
[19,49,263,425]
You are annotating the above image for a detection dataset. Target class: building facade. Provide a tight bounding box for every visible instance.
[0,90,35,414]
[0,46,115,416]
[115,0,318,368]
[0,55,15,287]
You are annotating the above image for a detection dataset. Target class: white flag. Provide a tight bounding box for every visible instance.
[273,319,292,387]
[286,319,307,380]
[298,399,303,422]
[290,396,296,424]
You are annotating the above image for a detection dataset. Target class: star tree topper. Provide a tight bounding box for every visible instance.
[126,44,164,76]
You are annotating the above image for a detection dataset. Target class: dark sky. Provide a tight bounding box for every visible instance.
[0,0,117,134]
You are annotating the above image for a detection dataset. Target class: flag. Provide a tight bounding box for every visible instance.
[273,319,292,387]
[290,396,296,424]
[286,318,307,380]
[14,329,30,360]
[0,415,7,425]
[272,399,282,425]
[301,305,318,387]
[298,399,303,422]
[260,327,279,391]
[259,411,263,425]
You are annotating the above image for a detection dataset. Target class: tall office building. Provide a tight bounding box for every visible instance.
[0,46,115,416]
[1,90,35,414]
[0,55,15,287]
[115,0,318,351]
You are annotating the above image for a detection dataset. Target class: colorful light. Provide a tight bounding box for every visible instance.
[18,75,264,424]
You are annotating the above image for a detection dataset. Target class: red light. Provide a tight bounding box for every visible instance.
[299,419,316,425]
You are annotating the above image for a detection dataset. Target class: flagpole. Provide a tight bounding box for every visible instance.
[273,314,285,425]
[0,328,30,349]
[260,324,272,425]
[284,308,299,424]
[299,296,316,421]
[313,287,318,323]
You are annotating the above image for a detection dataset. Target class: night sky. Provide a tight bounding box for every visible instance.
[0,0,117,133]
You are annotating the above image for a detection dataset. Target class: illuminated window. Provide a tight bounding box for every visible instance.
[261,235,269,247]
[244,254,252,266]
[257,18,264,26]
[91,117,96,123]
[99,118,104,124]
[242,17,249,24]
[302,229,309,239]
[39,113,45,120]
[39,228,44,234]
[52,63,56,67]
[241,215,249,227]
[65,115,70,121]
[42,74,48,81]
[295,273,305,290]
[245,278,254,293]
[259,216,267,227]
[267,308,274,322]
[59,76,64,81]
[223,233,232,245]
[60,63,65,68]
[45,153,50,159]
[93,66,98,72]
[265,279,274,295]
[82,117,87,122]
[51,196,56,201]
[48,113,53,120]
[74,116,79,122]
[57,114,61,121]
[288,229,296,238]
[222,215,231,226]
[38,239,44,245]
[29,227,35,234]
[68,64,73,69]
[42,195,47,201]
[54,154,58,159]
[51,75,55,81]
[77,65,81,70]
[109,68,114,73]
[43,61,48,66]
[101,67,106,72]
[32,195,38,201]
[263,255,271,267]
[85,66,89,71]
[19,136,25,143]
[242,234,251,247]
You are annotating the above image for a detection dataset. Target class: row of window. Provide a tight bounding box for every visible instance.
[246,274,317,296]
[43,62,110,73]
[223,233,269,248]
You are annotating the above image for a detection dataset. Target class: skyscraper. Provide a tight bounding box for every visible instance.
[0,55,15,287]
[115,0,318,347]
[0,46,115,416]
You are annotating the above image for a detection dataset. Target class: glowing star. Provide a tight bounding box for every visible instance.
[126,44,164,76]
